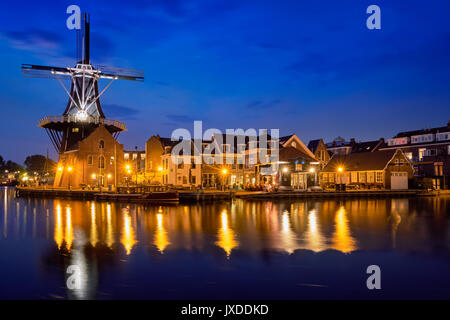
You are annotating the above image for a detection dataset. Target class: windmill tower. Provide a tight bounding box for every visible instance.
[22,14,144,188]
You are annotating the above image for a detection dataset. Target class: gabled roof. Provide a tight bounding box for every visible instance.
[351,139,385,153]
[321,150,398,172]
[159,137,179,147]
[279,146,316,162]
[307,139,321,153]
[394,121,450,138]
[279,134,294,144]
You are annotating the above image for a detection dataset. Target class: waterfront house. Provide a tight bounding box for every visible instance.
[145,135,179,184]
[379,120,450,189]
[146,132,317,189]
[326,137,385,156]
[54,125,125,189]
[319,149,414,190]
[307,139,330,168]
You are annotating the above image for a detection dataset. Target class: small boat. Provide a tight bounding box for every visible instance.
[141,191,179,202]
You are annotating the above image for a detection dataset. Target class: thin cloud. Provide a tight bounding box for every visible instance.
[102,104,140,120]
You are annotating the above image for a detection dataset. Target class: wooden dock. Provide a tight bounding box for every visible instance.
[14,187,445,204]
[15,187,179,204]
[179,191,233,203]
[235,189,436,200]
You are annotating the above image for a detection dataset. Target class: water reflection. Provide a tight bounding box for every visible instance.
[121,207,137,255]
[330,206,357,253]
[154,212,170,253]
[216,209,238,257]
[303,209,327,252]
[0,187,449,299]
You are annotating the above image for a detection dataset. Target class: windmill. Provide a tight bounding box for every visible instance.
[22,13,144,154]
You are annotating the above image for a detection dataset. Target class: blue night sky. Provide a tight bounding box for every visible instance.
[1,0,450,163]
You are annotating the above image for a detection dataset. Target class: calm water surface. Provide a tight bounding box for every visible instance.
[0,187,449,299]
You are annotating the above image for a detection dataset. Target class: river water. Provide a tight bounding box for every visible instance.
[0,187,449,299]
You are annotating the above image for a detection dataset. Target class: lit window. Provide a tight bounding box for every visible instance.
[110,156,114,165]
[124,153,129,160]
[99,156,105,169]
[359,172,366,183]
[376,172,383,183]
[418,148,426,161]
[72,127,79,133]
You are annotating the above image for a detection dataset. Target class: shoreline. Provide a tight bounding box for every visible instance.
[12,186,449,203]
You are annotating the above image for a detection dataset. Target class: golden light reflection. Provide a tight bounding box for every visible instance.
[65,205,73,251]
[54,204,63,249]
[121,210,137,255]
[154,213,170,253]
[280,210,297,254]
[216,210,238,257]
[3,189,7,238]
[330,206,357,253]
[302,209,326,252]
[106,204,114,248]
[90,202,98,246]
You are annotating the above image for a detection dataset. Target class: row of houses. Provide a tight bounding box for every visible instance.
[142,133,319,190]
[55,120,449,190]
[122,120,450,190]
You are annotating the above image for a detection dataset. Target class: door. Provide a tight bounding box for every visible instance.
[391,172,408,190]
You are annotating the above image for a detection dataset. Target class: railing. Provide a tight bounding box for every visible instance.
[38,115,126,131]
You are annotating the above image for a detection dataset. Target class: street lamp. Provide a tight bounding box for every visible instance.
[336,166,344,191]
[221,168,228,190]
[67,166,73,190]
[309,167,317,186]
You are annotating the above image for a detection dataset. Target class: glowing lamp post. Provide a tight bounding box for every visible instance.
[309,167,317,186]
[336,166,344,191]
[221,168,228,191]
[67,166,73,190]
[125,164,131,187]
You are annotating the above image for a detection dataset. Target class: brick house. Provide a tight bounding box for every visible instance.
[54,125,124,188]
[319,149,414,190]
[145,135,179,184]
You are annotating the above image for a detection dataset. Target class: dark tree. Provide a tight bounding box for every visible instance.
[0,155,4,168]
[24,155,55,173]
[4,160,25,172]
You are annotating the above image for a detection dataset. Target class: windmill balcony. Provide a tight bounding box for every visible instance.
[38,115,127,131]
